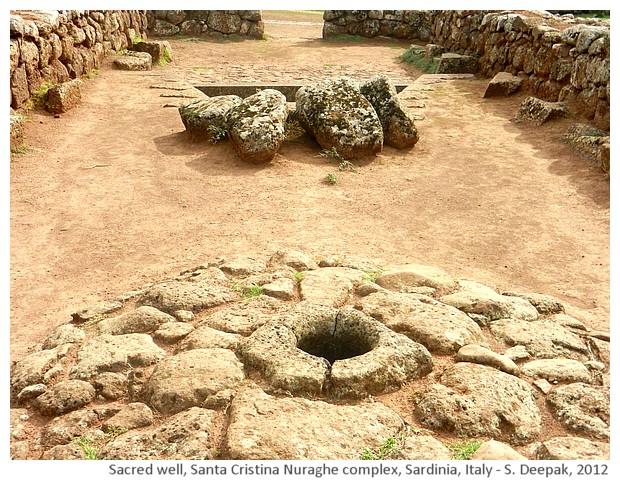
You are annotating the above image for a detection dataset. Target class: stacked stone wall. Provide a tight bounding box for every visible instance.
[10,10,148,110]
[323,10,610,130]
[146,11,264,39]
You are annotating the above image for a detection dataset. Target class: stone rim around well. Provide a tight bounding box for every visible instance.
[240,301,433,398]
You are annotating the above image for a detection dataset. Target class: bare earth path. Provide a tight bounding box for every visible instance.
[9,13,609,362]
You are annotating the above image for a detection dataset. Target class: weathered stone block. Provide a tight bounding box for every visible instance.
[226,89,288,164]
[11,65,30,109]
[112,51,152,71]
[483,71,522,98]
[515,96,567,126]
[424,43,446,58]
[130,40,172,65]
[360,75,419,149]
[436,53,478,74]
[46,78,82,114]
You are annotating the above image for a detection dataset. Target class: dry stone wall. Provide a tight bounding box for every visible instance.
[146,10,264,39]
[10,10,148,110]
[323,10,610,130]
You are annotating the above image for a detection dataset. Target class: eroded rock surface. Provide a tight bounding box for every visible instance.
[547,383,610,440]
[226,89,288,164]
[179,95,242,142]
[139,267,233,314]
[101,407,219,460]
[224,386,404,459]
[415,363,541,445]
[359,74,419,149]
[357,290,485,354]
[516,96,567,125]
[295,77,383,159]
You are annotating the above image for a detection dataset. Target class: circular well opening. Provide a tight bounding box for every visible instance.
[297,329,373,365]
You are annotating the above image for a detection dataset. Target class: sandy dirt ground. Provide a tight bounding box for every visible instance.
[9,13,610,364]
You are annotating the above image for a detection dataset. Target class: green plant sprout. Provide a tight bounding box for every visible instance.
[446,437,482,460]
[325,173,338,184]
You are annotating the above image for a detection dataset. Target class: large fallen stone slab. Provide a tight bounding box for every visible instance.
[359,74,419,149]
[483,72,522,98]
[147,348,244,414]
[563,123,610,172]
[224,386,404,459]
[357,290,485,354]
[225,89,288,164]
[295,77,383,159]
[179,95,242,142]
[415,363,541,445]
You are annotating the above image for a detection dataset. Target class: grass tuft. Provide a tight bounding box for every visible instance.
[72,437,99,460]
[446,438,482,460]
[244,284,263,299]
[158,47,172,66]
[362,268,384,283]
[11,145,30,155]
[399,49,437,73]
